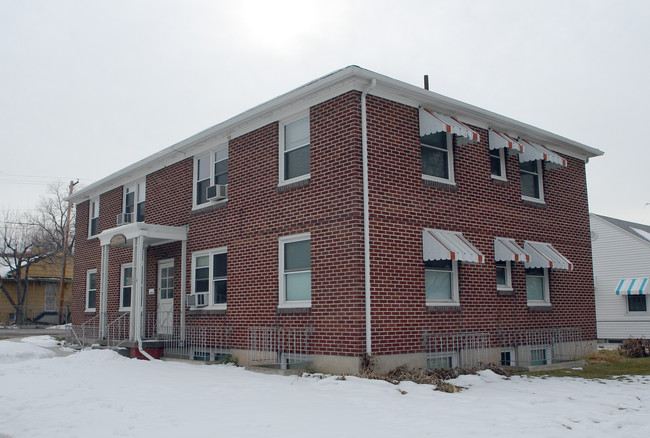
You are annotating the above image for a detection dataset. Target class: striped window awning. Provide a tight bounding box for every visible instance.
[419,108,480,145]
[423,229,485,263]
[494,237,530,262]
[616,278,649,295]
[489,130,524,153]
[518,138,567,168]
[524,241,573,270]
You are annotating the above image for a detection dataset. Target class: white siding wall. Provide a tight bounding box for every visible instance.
[590,215,650,339]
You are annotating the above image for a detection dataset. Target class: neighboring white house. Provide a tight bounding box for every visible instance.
[590,213,650,340]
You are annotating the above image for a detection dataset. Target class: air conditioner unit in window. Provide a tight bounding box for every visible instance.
[206,184,228,201]
[116,213,134,226]
[186,292,209,307]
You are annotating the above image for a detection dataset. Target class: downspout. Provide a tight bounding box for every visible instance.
[362,78,376,356]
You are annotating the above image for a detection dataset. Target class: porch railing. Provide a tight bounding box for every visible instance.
[105,313,129,348]
[163,325,232,361]
[247,326,312,368]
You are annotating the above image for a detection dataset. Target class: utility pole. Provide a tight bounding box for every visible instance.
[58,179,78,325]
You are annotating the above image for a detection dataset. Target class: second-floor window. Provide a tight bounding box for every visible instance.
[490,148,506,180]
[123,179,146,223]
[195,146,228,208]
[421,132,454,183]
[520,159,543,201]
[280,116,310,184]
[89,197,100,237]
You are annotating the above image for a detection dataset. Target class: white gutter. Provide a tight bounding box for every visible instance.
[361,78,376,356]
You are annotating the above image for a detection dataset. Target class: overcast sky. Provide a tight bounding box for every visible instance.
[1,0,649,224]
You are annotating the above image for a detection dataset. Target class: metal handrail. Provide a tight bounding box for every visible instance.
[105,313,129,348]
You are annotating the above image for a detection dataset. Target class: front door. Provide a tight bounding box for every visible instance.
[157,260,174,336]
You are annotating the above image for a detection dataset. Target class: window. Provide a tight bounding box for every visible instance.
[191,248,227,308]
[496,261,512,291]
[194,146,228,208]
[120,264,133,311]
[520,160,543,201]
[123,179,146,223]
[421,131,454,183]
[279,233,311,307]
[89,197,99,237]
[500,349,515,366]
[628,295,647,312]
[425,259,459,305]
[531,347,550,366]
[86,269,97,311]
[490,148,506,180]
[427,352,458,370]
[526,267,550,305]
[280,116,310,184]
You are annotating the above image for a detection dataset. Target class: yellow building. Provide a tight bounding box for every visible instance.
[0,254,73,325]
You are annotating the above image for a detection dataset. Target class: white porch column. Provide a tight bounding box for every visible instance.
[99,244,110,338]
[180,238,187,335]
[130,236,145,341]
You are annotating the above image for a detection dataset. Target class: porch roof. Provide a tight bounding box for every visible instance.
[97,222,187,248]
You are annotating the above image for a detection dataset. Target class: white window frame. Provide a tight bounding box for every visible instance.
[123,178,146,223]
[520,159,544,202]
[421,131,455,184]
[490,147,507,181]
[279,113,311,186]
[278,232,311,308]
[526,267,550,306]
[626,295,648,313]
[85,269,97,312]
[193,144,229,210]
[88,197,100,238]
[496,260,512,291]
[119,263,133,311]
[426,351,459,370]
[425,259,459,307]
[190,247,227,310]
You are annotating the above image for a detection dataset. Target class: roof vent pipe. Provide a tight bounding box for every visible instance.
[424,75,429,90]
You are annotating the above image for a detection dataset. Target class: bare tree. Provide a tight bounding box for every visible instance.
[0,211,50,324]
[0,183,77,325]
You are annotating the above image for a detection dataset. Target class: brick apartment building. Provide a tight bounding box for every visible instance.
[69,66,603,373]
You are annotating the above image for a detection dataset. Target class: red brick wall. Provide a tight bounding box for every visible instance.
[72,90,596,358]
[365,95,596,355]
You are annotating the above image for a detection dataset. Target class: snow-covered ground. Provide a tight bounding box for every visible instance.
[1,336,649,438]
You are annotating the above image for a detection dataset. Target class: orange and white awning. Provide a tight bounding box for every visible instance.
[489,130,524,152]
[419,108,480,145]
[494,237,530,262]
[518,138,567,168]
[524,241,573,270]
[423,229,485,263]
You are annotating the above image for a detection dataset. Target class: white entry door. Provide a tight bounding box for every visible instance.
[157,260,174,336]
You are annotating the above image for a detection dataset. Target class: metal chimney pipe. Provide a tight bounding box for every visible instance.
[424,75,429,90]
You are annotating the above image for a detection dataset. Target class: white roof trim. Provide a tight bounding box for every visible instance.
[489,130,524,152]
[616,278,649,295]
[419,108,480,145]
[518,138,567,168]
[524,241,573,270]
[494,237,530,262]
[423,229,485,263]
[69,65,602,203]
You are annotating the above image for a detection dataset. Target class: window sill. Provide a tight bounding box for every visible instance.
[521,197,547,208]
[422,178,457,192]
[426,303,461,313]
[527,304,553,312]
[497,289,516,296]
[278,301,311,310]
[188,308,227,316]
[84,309,96,314]
[491,177,509,187]
[118,309,131,313]
[191,200,228,214]
[277,178,310,193]
[277,307,311,314]
[87,235,99,241]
